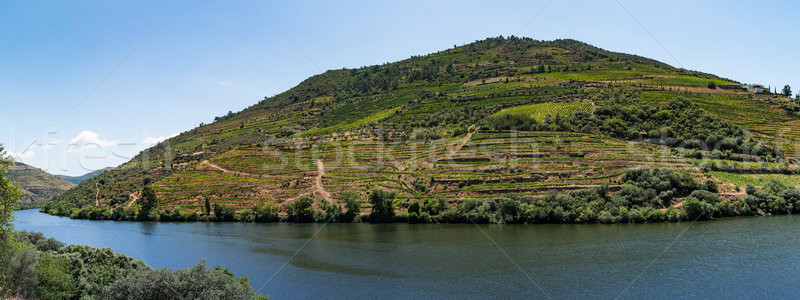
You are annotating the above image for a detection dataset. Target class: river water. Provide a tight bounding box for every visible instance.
[13,209,800,299]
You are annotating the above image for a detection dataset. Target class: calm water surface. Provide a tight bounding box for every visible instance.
[13,209,800,299]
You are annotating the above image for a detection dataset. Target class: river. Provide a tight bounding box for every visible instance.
[13,209,800,299]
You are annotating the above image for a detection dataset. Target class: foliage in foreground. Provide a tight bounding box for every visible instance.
[0,230,268,299]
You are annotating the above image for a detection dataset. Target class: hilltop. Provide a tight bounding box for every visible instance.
[57,168,113,185]
[7,162,74,207]
[44,36,800,223]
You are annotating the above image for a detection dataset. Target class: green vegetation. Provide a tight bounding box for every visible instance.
[491,102,594,121]
[708,171,800,187]
[0,146,23,239]
[42,36,800,225]
[5,162,73,208]
[0,230,267,299]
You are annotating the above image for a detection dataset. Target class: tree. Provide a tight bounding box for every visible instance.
[140,185,157,212]
[339,191,361,222]
[783,85,792,97]
[368,189,396,223]
[0,146,22,239]
[286,196,314,222]
[212,204,237,222]
[707,81,716,89]
[682,197,713,220]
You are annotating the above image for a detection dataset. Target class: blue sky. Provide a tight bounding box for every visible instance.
[2,0,798,176]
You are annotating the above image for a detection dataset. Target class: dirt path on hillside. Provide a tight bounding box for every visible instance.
[95,182,100,206]
[315,159,333,203]
[451,131,475,156]
[126,192,139,208]
[416,130,476,170]
[200,160,263,178]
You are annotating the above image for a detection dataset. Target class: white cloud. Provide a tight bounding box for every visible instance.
[142,134,177,147]
[8,148,35,159]
[67,130,118,153]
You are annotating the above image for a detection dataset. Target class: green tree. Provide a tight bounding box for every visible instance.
[368,189,396,223]
[783,85,792,97]
[140,185,157,212]
[0,146,22,239]
[707,81,716,89]
[339,191,361,222]
[212,204,237,222]
[35,253,78,299]
[286,196,314,222]
[682,197,713,220]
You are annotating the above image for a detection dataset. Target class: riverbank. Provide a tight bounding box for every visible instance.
[39,167,800,225]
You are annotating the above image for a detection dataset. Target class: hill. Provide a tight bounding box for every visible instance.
[7,162,75,207]
[57,168,113,185]
[44,36,800,222]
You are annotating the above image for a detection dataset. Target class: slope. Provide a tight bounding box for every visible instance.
[7,162,75,205]
[57,167,113,185]
[45,36,800,217]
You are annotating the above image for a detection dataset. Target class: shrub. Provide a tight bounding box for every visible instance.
[212,204,237,222]
[497,197,521,224]
[35,252,77,299]
[423,198,446,215]
[702,180,719,193]
[628,208,645,223]
[0,242,39,298]
[286,196,314,223]
[101,262,266,300]
[683,197,713,220]
[688,190,720,205]
[368,189,396,223]
[244,203,281,223]
[16,230,64,252]
[646,209,665,222]
[598,210,616,224]
[341,192,362,223]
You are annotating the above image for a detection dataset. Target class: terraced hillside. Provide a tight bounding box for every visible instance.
[7,162,74,206]
[44,36,800,221]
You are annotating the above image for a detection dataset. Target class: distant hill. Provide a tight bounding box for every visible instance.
[7,162,75,205]
[45,36,800,218]
[57,168,112,185]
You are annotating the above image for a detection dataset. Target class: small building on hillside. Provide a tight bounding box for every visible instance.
[745,84,766,93]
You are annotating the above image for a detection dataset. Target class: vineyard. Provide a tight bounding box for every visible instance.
[44,36,800,221]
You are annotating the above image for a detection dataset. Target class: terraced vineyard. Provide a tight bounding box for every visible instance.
[44,36,800,221]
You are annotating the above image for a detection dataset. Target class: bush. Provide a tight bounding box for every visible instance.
[213,204,237,222]
[497,197,521,224]
[683,197,713,220]
[35,252,77,300]
[0,242,39,298]
[101,262,266,300]
[337,191,362,223]
[688,190,720,205]
[598,211,616,224]
[244,203,281,223]
[16,230,64,252]
[702,180,719,193]
[423,198,446,215]
[286,196,314,223]
[368,189,396,223]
